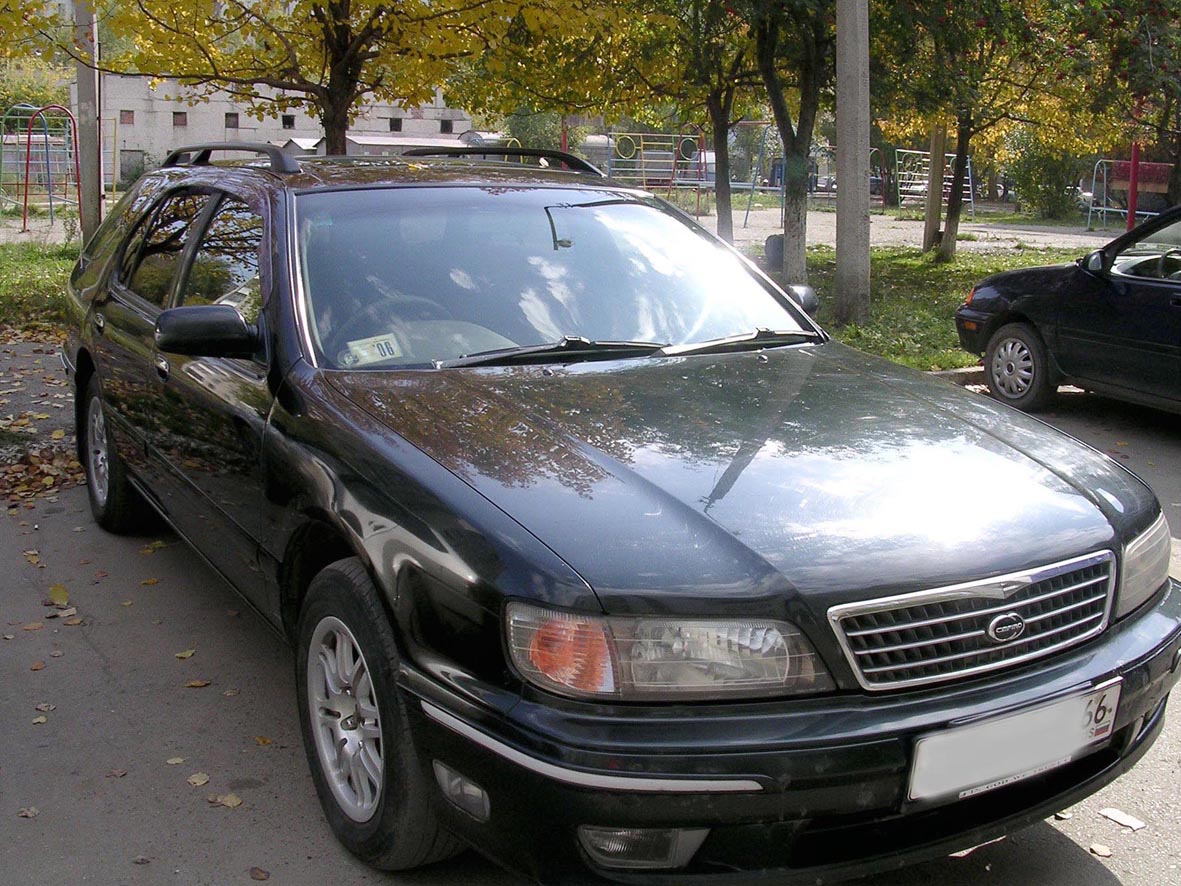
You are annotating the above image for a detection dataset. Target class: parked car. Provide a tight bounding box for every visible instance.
[64,143,1180,884]
[955,207,1181,413]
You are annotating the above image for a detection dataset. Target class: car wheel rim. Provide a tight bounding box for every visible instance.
[307,615,384,823]
[991,338,1034,399]
[87,395,109,507]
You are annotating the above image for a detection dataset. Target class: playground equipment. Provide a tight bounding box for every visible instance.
[894,148,975,219]
[1086,158,1173,229]
[0,103,81,230]
[606,126,709,214]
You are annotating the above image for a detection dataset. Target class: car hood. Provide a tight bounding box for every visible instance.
[328,343,1153,615]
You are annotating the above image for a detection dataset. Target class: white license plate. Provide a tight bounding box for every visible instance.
[908,678,1122,802]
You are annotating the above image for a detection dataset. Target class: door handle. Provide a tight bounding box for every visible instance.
[93,312,105,332]
[154,354,170,379]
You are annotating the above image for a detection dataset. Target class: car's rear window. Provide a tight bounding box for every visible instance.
[294,186,805,369]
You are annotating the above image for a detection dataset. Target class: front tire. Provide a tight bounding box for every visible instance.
[984,323,1056,412]
[295,558,461,870]
[80,375,147,533]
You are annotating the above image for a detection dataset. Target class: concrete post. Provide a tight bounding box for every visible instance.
[835,0,871,324]
[74,1,102,244]
[922,127,946,252]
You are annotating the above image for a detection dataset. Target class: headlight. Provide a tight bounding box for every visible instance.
[1116,512,1172,619]
[506,602,835,701]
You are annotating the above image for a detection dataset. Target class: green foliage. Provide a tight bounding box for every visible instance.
[0,242,74,333]
[504,108,587,152]
[803,245,1082,370]
[1004,128,1084,219]
[0,59,70,115]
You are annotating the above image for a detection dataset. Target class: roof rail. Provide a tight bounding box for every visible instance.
[162,142,300,175]
[402,146,605,178]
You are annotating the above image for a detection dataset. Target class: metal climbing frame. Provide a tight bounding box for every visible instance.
[1086,158,1173,229]
[894,149,975,219]
[0,103,81,229]
[606,126,709,214]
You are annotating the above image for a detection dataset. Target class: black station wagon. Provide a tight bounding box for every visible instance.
[63,144,1180,883]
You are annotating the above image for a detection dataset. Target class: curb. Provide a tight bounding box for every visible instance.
[931,366,984,386]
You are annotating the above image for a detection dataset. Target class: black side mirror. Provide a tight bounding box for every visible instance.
[1082,250,1107,274]
[786,284,820,317]
[155,305,259,358]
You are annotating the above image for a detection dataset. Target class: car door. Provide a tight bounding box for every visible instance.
[92,188,212,489]
[1057,215,1181,404]
[148,192,274,610]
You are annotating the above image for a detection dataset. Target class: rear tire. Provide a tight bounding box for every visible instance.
[80,375,148,533]
[295,558,462,870]
[984,323,1056,412]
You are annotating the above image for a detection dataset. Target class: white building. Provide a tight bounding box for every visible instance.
[81,75,472,185]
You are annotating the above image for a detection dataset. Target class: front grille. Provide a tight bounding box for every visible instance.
[828,552,1116,691]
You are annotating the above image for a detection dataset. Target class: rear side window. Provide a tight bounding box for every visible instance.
[120,191,210,307]
[71,177,165,289]
[179,197,264,324]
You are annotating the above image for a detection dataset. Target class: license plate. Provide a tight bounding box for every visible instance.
[908,678,1122,802]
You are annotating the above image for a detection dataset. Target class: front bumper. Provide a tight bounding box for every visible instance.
[401,581,1181,883]
[954,306,994,354]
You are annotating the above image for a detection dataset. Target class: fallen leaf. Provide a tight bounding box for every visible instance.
[63,617,83,626]
[32,715,47,725]
[34,703,55,712]
[121,600,132,607]
[2,634,14,640]
[187,772,210,787]
[132,856,150,865]
[1099,807,1147,832]
[250,867,270,881]
[49,650,63,658]
[208,793,242,809]
[48,583,68,606]
[17,807,38,819]
[107,769,127,778]
[140,578,159,586]
[22,550,40,566]
[50,429,65,440]
[29,660,45,671]
[93,570,108,583]
[175,649,195,660]
[57,607,76,618]
[22,622,42,632]
[1090,843,1112,858]
[166,757,185,765]
[222,688,240,697]
[186,680,211,689]
[254,736,272,747]
[226,609,240,618]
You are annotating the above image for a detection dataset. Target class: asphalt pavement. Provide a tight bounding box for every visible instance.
[2,376,1179,886]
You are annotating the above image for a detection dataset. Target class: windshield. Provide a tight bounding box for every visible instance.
[294,187,809,369]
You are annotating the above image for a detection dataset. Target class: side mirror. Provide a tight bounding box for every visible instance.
[155,305,259,358]
[1082,250,1107,274]
[786,284,820,317]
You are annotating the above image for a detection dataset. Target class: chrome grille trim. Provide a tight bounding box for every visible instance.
[828,551,1116,691]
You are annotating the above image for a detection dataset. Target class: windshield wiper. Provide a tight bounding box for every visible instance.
[434,336,667,369]
[655,328,821,358]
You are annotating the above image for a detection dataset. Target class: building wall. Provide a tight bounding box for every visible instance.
[86,76,471,183]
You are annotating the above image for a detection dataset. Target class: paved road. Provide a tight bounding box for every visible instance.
[2,381,1179,886]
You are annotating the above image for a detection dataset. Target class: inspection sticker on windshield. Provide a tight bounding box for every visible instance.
[341,335,402,367]
[909,678,1121,803]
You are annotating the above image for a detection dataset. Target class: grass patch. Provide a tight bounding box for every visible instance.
[0,241,76,334]
[805,245,1081,371]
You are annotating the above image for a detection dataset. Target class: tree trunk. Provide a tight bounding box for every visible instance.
[707,90,734,243]
[936,112,972,263]
[321,98,349,155]
[781,148,809,284]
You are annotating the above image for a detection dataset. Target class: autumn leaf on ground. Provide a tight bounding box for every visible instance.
[34,703,55,712]
[222,688,240,697]
[57,607,76,618]
[208,793,242,809]
[48,583,68,606]
[49,650,63,658]
[254,736,272,747]
[140,578,160,586]
[250,868,270,881]
[121,600,132,607]
[166,757,185,765]
[93,570,108,583]
[185,680,211,689]
[107,769,127,778]
[32,715,47,725]
[174,649,195,660]
[63,617,83,626]
[23,622,42,631]
[187,772,210,787]
[29,660,45,671]
[50,429,64,440]
[17,807,38,819]
[22,550,40,566]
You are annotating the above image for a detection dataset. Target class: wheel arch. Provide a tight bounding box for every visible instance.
[73,347,97,465]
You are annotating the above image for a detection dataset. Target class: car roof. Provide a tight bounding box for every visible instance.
[154,144,619,195]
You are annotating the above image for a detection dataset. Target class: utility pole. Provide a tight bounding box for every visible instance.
[835,0,870,324]
[74,1,102,243]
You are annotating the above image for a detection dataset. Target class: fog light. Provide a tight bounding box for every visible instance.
[577,825,709,870]
[432,761,490,822]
